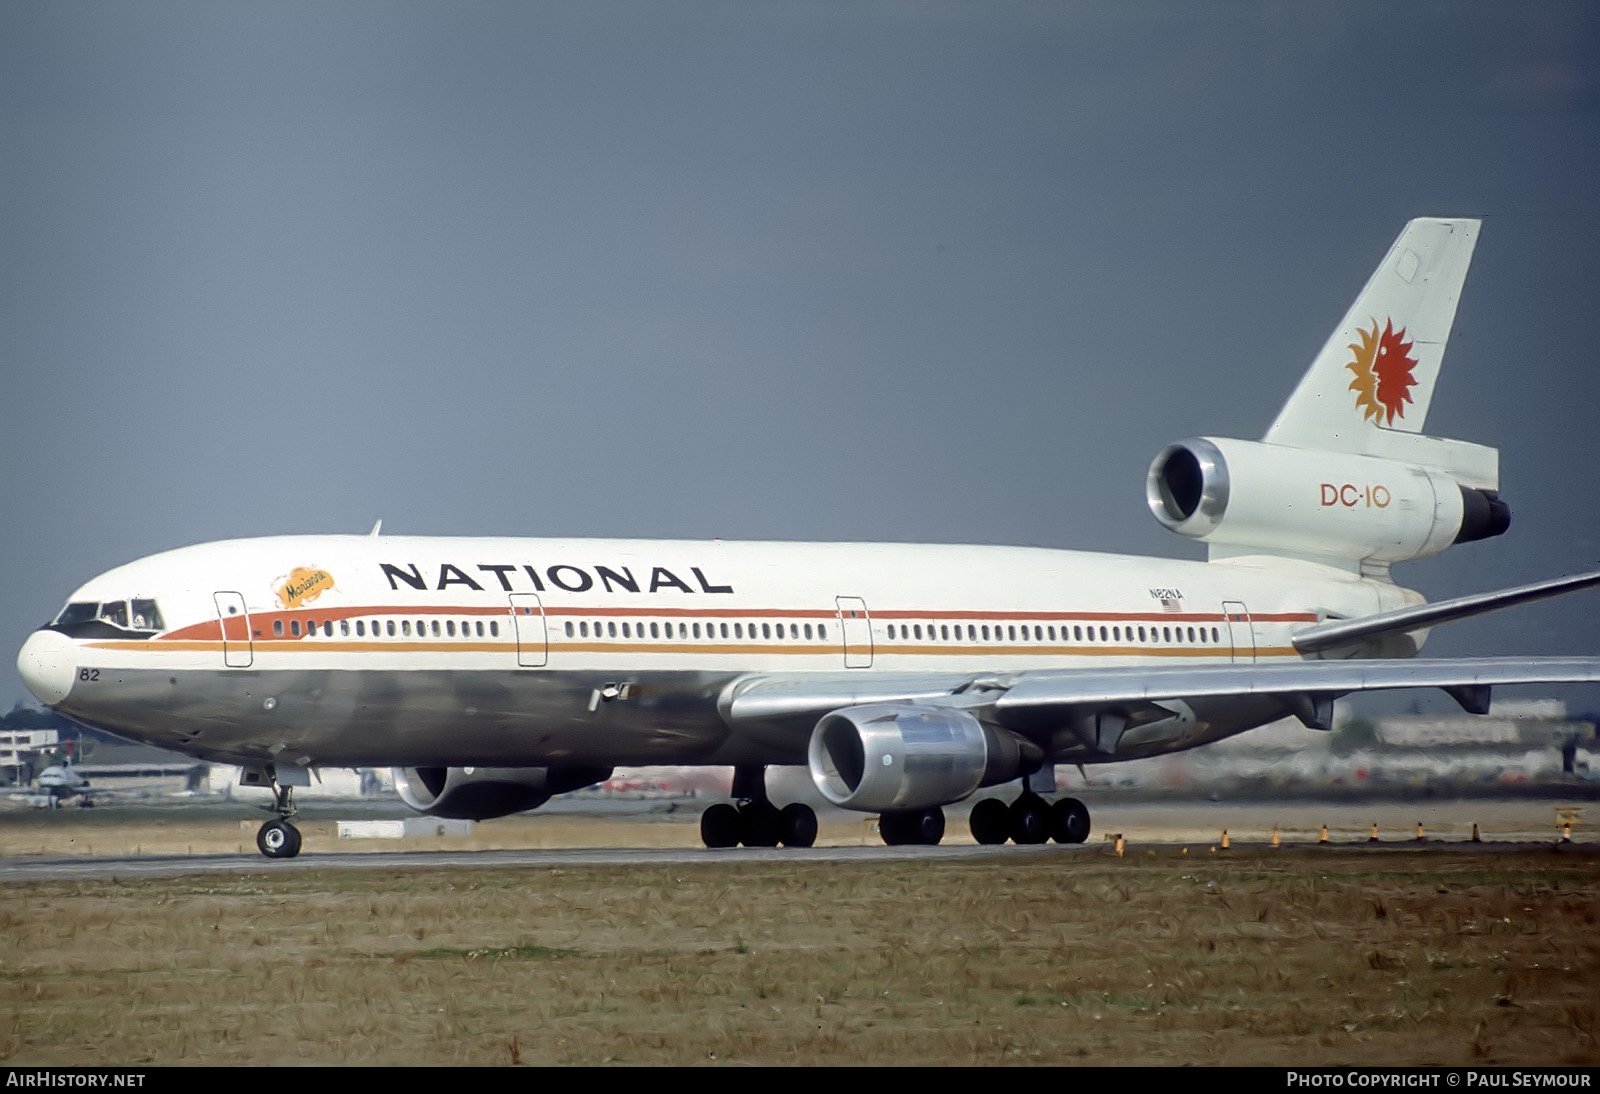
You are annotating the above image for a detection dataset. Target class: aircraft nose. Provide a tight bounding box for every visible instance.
[17,629,76,707]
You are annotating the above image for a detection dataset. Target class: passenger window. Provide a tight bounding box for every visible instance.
[323,621,333,637]
[490,621,499,637]
[356,620,365,637]
[735,623,743,638]
[401,621,411,637]
[1008,625,1016,641]
[387,620,396,637]
[1212,627,1220,643]
[446,620,455,637]
[721,623,729,638]
[817,624,827,640]
[651,622,660,638]
[579,621,589,638]
[274,620,284,637]
[291,620,301,637]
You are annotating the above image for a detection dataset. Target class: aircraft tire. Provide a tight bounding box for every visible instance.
[257,820,302,859]
[1051,797,1091,844]
[969,798,1011,845]
[779,803,818,848]
[878,811,912,845]
[1010,796,1050,844]
[739,802,782,848]
[880,807,944,846]
[911,806,945,846]
[700,803,741,848]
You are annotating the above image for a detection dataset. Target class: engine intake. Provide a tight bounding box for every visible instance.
[394,765,612,820]
[807,703,1035,812]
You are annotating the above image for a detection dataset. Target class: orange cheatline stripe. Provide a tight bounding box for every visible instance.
[86,639,1300,659]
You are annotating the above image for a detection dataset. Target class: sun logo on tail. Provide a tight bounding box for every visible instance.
[1346,318,1418,425]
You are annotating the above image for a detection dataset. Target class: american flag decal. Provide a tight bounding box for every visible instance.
[1160,597,1182,612]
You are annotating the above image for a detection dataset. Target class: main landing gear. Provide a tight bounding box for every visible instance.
[873,794,1089,848]
[700,766,818,849]
[255,777,303,859]
[968,793,1091,846]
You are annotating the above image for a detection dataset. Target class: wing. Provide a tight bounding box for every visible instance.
[724,656,1600,754]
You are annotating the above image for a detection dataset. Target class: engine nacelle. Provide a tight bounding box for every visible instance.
[1147,437,1508,564]
[394,765,613,820]
[807,703,1035,813]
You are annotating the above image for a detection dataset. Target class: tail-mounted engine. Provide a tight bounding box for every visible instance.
[395,765,613,820]
[807,703,1040,812]
[1147,437,1508,565]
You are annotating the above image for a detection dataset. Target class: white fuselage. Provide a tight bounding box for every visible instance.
[21,534,1407,770]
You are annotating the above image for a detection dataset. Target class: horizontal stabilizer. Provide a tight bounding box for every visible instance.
[1292,569,1600,654]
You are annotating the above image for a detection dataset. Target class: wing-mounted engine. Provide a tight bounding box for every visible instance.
[395,765,613,820]
[1147,437,1508,566]
[807,703,1041,812]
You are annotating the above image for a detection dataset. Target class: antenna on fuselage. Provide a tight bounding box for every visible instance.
[369,520,383,537]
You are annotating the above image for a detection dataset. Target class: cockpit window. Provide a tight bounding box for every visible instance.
[130,599,165,631]
[54,602,99,627]
[49,598,165,636]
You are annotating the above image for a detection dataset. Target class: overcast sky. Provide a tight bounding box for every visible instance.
[3,2,1597,708]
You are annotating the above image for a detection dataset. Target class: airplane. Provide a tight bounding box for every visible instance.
[15,218,1600,859]
[28,762,97,808]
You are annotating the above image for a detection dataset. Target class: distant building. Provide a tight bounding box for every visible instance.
[0,728,59,785]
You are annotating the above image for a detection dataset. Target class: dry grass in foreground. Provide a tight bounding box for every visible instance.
[2,850,1597,1066]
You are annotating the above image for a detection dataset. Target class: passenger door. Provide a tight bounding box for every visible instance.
[510,593,548,667]
[1222,601,1256,663]
[213,591,252,668]
[836,596,873,668]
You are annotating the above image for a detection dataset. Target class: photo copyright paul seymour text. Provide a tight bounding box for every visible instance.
[1288,1075,1592,1088]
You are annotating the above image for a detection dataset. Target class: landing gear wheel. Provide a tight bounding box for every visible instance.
[969,798,1011,845]
[1010,795,1051,844]
[779,803,818,848]
[1052,797,1091,844]
[911,806,945,845]
[738,802,782,848]
[700,803,741,848]
[256,819,302,859]
[880,807,944,846]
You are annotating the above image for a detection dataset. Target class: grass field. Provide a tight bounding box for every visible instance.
[3,848,1597,1066]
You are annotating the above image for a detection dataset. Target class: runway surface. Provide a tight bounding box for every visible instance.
[2,796,1591,881]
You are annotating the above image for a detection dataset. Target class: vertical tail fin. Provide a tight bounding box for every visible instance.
[1264,217,1495,488]
[1265,218,1482,456]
